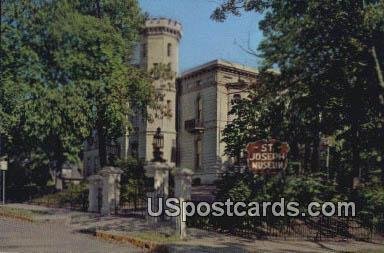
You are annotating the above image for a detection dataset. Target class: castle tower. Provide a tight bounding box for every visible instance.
[131,18,182,164]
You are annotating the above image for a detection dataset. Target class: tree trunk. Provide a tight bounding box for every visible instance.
[50,134,66,190]
[94,0,105,168]
[381,156,384,186]
[351,121,360,189]
[371,46,384,186]
[303,142,311,173]
[311,133,321,173]
[371,46,384,89]
[97,121,107,168]
[96,0,101,18]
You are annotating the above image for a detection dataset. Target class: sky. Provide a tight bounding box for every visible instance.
[139,0,264,72]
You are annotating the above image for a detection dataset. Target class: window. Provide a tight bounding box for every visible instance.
[196,96,203,123]
[196,80,201,87]
[130,143,138,157]
[195,138,202,170]
[166,100,172,115]
[167,43,172,57]
[232,94,241,103]
[86,157,92,176]
[171,139,177,163]
[142,43,147,58]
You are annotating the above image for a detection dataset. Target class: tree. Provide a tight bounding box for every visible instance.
[214,0,384,187]
[0,0,153,188]
[70,0,154,167]
[1,1,93,187]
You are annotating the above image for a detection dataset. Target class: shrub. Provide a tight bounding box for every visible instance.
[117,157,148,204]
[352,185,384,229]
[32,182,88,211]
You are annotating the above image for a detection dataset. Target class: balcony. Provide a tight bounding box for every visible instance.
[184,119,204,133]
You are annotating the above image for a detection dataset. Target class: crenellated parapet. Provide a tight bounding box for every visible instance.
[143,18,182,40]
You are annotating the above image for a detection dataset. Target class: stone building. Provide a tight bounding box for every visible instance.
[129,18,182,164]
[177,60,257,184]
[83,18,182,175]
[83,18,258,184]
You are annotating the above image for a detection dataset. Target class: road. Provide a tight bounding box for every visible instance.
[0,218,142,253]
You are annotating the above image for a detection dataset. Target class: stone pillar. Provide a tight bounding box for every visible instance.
[98,166,123,216]
[146,191,160,224]
[145,162,172,197]
[87,175,103,213]
[174,168,193,239]
[144,162,172,222]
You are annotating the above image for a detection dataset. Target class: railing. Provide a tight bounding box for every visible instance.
[116,184,153,218]
[187,205,384,241]
[117,198,147,218]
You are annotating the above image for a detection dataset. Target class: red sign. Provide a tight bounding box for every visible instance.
[246,139,290,174]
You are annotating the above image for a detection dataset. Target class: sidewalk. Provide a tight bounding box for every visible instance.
[3,203,384,253]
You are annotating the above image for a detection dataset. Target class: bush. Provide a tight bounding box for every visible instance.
[32,182,88,211]
[352,185,384,229]
[197,166,384,237]
[116,157,148,203]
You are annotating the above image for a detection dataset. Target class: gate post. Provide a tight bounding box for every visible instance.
[174,168,193,239]
[145,162,173,222]
[87,175,103,213]
[98,166,123,216]
[145,162,172,197]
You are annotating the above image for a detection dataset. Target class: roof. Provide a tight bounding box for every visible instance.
[180,59,258,79]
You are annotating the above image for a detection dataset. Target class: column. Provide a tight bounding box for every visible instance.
[174,168,193,239]
[87,175,103,213]
[98,166,123,216]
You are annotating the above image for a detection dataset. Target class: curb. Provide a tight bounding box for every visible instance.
[85,229,169,253]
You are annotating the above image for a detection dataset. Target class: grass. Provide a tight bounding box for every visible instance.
[31,183,88,211]
[127,231,181,244]
[93,230,173,253]
[32,192,62,206]
[0,206,35,221]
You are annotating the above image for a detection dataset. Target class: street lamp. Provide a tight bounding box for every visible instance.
[152,127,166,162]
[0,156,8,205]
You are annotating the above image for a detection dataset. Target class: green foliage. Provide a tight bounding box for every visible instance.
[147,63,177,120]
[1,0,153,186]
[215,0,384,187]
[353,185,384,225]
[210,169,382,233]
[58,183,89,208]
[217,170,339,208]
[32,183,89,211]
[117,156,148,203]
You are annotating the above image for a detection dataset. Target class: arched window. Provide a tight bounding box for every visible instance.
[167,43,172,57]
[166,100,172,115]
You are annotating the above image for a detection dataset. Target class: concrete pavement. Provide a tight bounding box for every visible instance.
[1,204,384,253]
[0,218,142,253]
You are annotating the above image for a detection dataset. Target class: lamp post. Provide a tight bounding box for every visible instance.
[0,156,7,205]
[152,127,166,163]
